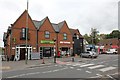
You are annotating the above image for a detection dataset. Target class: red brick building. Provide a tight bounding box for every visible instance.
[98,38,119,53]
[3,10,82,60]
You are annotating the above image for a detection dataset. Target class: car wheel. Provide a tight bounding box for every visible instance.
[88,55,91,58]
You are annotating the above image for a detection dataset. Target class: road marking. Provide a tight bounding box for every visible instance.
[66,64,71,65]
[90,74,102,78]
[77,69,81,71]
[55,65,58,66]
[0,66,11,70]
[96,74,103,77]
[100,61,106,64]
[99,66,116,72]
[110,72,118,76]
[88,65,104,69]
[52,69,59,72]
[7,67,68,78]
[70,67,74,69]
[80,64,94,67]
[85,71,92,73]
[72,63,86,67]
[107,75,117,80]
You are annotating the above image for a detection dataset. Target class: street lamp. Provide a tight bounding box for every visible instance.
[53,38,56,63]
[25,0,29,64]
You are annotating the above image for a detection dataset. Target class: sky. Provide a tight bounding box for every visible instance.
[0,0,119,47]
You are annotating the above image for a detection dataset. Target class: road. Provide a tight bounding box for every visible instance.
[1,54,119,79]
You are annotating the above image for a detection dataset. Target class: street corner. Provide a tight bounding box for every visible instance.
[0,66,11,71]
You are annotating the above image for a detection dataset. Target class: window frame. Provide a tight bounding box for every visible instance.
[63,33,67,40]
[45,31,50,39]
[20,27,29,40]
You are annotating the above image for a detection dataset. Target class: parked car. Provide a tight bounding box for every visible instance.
[105,49,118,54]
[80,51,98,58]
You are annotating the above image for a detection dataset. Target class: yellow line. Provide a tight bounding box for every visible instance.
[0,66,11,70]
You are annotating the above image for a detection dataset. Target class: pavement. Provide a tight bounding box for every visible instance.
[1,56,87,72]
[1,54,119,79]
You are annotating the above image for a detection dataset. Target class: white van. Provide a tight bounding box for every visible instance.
[106,49,118,54]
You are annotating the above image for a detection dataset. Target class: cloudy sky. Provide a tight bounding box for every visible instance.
[0,0,119,47]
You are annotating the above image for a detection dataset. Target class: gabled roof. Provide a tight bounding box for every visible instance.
[33,17,47,29]
[52,21,65,32]
[52,23,59,32]
[70,28,83,38]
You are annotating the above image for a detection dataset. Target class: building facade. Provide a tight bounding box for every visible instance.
[70,29,84,56]
[98,38,119,53]
[3,10,83,60]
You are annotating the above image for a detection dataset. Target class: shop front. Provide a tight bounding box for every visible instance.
[39,40,54,58]
[59,41,72,56]
[14,45,32,61]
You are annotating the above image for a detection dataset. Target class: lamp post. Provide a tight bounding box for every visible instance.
[25,0,29,64]
[53,38,56,63]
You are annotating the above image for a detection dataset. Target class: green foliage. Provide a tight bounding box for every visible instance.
[83,30,120,45]
[105,30,120,39]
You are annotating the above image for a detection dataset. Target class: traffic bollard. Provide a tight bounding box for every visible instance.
[72,57,74,62]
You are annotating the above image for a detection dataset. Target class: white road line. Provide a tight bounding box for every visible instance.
[110,72,118,76]
[70,67,74,69]
[55,65,58,66]
[77,69,81,71]
[107,75,117,80]
[99,66,116,72]
[52,69,59,72]
[7,67,68,78]
[80,64,94,67]
[100,61,106,64]
[66,64,71,65]
[96,74,103,77]
[90,74,102,78]
[85,71,92,73]
[88,65,104,69]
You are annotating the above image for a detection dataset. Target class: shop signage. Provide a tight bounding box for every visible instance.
[41,40,54,44]
[12,47,15,49]
[60,41,70,44]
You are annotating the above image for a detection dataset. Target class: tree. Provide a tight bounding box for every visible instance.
[83,34,92,44]
[91,28,99,45]
[105,30,120,39]
[83,28,100,45]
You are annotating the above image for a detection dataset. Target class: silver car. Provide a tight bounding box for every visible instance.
[80,51,98,58]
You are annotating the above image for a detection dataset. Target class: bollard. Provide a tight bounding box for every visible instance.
[72,57,74,62]
[42,58,45,64]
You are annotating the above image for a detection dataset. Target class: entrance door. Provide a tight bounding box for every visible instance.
[20,48,26,60]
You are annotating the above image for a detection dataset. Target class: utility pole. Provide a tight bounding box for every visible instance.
[25,0,29,64]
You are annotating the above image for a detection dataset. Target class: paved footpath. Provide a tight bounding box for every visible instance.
[1,56,86,72]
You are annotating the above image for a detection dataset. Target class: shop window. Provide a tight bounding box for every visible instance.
[63,33,67,40]
[45,31,50,39]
